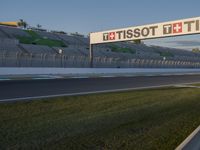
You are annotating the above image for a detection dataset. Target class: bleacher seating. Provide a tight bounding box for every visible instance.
[57,34,85,45]
[0,25,30,38]
[20,44,55,54]
[35,31,60,40]
[0,38,21,53]
[0,25,200,68]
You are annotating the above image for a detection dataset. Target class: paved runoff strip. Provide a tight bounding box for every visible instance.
[176,125,200,150]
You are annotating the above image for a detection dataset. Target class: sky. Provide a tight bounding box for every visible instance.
[1,0,200,50]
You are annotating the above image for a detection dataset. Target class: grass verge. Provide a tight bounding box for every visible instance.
[0,87,200,150]
[17,30,67,47]
[154,50,174,57]
[191,83,200,86]
[109,44,136,54]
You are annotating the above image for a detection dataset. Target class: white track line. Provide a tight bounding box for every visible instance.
[176,125,200,150]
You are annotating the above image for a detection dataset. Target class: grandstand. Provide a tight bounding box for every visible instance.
[0,25,200,68]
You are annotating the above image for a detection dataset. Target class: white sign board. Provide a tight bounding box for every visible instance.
[90,17,200,44]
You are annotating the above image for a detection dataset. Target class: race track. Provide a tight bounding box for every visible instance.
[0,74,200,102]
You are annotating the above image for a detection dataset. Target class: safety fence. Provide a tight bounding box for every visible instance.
[0,52,200,68]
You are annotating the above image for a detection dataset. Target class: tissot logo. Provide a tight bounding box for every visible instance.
[163,24,172,34]
[103,32,116,41]
[102,26,158,42]
[173,22,182,33]
[163,22,183,34]
[109,32,115,40]
[103,33,109,41]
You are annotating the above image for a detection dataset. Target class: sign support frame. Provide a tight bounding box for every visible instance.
[89,43,94,68]
[89,17,200,68]
[90,17,200,45]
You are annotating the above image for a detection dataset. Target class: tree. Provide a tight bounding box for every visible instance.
[133,40,141,44]
[192,48,200,53]
[37,24,42,29]
[18,19,28,29]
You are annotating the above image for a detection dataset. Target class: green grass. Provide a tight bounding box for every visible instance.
[26,30,40,39]
[155,50,174,57]
[17,30,67,47]
[191,83,200,86]
[1,87,200,150]
[109,44,136,54]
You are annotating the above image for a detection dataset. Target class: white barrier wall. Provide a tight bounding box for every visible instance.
[1,68,200,76]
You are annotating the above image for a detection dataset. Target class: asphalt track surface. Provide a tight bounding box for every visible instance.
[0,74,200,102]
